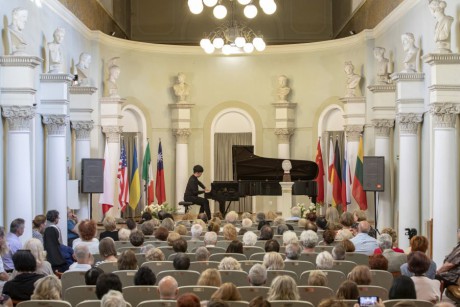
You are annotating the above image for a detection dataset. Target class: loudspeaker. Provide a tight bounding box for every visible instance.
[81,159,104,193]
[363,156,385,191]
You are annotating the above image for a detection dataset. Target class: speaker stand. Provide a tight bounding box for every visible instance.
[373,191,380,235]
[89,193,93,220]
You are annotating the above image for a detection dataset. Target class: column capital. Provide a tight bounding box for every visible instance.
[429,103,460,129]
[42,115,69,136]
[102,125,123,143]
[1,105,36,131]
[274,128,294,144]
[344,125,364,141]
[372,119,394,137]
[172,128,191,144]
[71,120,94,140]
[396,113,423,135]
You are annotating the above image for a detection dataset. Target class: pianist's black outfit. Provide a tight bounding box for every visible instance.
[184,175,211,219]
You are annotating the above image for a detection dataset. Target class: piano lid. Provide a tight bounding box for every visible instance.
[232,145,319,181]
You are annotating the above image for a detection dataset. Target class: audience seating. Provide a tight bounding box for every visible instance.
[270,301,314,307]
[243,246,265,258]
[254,241,267,248]
[209,253,247,262]
[224,302,249,307]
[122,286,159,307]
[156,270,200,286]
[117,246,142,253]
[219,270,249,286]
[177,286,218,301]
[237,286,270,301]
[296,286,334,306]
[340,299,359,307]
[299,253,318,264]
[135,253,146,266]
[216,240,233,249]
[266,270,298,285]
[75,300,102,307]
[249,252,286,261]
[113,270,137,287]
[64,286,97,306]
[314,246,334,253]
[157,246,175,258]
[370,270,393,290]
[357,285,389,301]
[92,254,103,263]
[17,301,72,307]
[382,300,434,307]
[239,260,263,273]
[97,261,119,273]
[144,241,168,248]
[137,300,176,307]
[331,260,357,276]
[299,270,346,292]
[344,252,369,266]
[61,271,87,294]
[141,261,174,274]
[168,252,196,261]
[283,261,315,274]
[114,241,134,250]
[187,240,204,251]
[189,261,220,271]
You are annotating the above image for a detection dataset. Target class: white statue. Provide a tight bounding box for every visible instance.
[344,61,361,97]
[8,7,28,55]
[47,27,65,73]
[428,0,453,53]
[401,33,420,73]
[173,72,190,103]
[373,47,392,84]
[277,75,291,103]
[104,57,121,98]
[76,52,92,86]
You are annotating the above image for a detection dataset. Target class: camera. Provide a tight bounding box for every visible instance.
[358,296,379,306]
[405,228,417,240]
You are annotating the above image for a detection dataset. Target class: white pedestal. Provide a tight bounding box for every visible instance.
[278,182,294,218]
[368,84,396,120]
[273,102,296,160]
[340,97,366,127]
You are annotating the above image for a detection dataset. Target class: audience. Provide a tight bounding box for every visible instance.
[172,238,188,253]
[282,231,298,246]
[32,215,46,245]
[85,267,104,285]
[177,293,200,307]
[336,280,359,300]
[134,266,156,285]
[400,235,436,279]
[389,275,417,300]
[331,244,346,260]
[101,290,126,307]
[267,275,300,301]
[31,275,61,300]
[248,264,267,286]
[126,218,137,230]
[242,231,258,246]
[263,252,285,270]
[369,254,389,271]
[204,232,218,247]
[378,233,406,273]
[72,219,99,254]
[97,237,118,265]
[259,225,274,240]
[190,224,203,241]
[347,265,371,285]
[96,273,123,299]
[161,218,175,231]
[167,232,180,246]
[69,244,93,271]
[100,216,119,241]
[373,227,403,254]
[140,221,155,236]
[23,238,53,276]
[129,230,145,247]
[316,251,334,270]
[145,247,165,262]
[118,228,131,241]
[340,239,355,252]
[285,242,301,261]
[3,218,25,272]
[195,246,210,261]
[210,283,242,301]
[307,270,327,286]
[158,276,178,300]
[350,221,378,255]
[408,251,440,303]
[197,268,222,287]
[218,257,242,271]
[299,230,318,253]
[226,240,243,254]
[249,296,270,307]
[265,239,280,253]
[154,226,169,241]
[173,252,191,270]
[117,250,138,270]
[223,224,237,241]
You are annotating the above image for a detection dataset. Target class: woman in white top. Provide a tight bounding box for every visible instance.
[409,251,440,303]
[72,219,99,255]
[24,238,53,276]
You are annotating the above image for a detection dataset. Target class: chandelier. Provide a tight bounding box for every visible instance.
[188,0,277,19]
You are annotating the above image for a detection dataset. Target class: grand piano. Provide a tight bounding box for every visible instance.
[206,145,319,214]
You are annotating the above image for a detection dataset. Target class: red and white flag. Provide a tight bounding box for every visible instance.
[99,141,114,215]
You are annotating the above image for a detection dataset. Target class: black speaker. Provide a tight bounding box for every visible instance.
[363,156,385,191]
[81,159,104,193]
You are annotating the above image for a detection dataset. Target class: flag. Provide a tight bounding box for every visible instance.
[331,139,342,207]
[129,142,141,209]
[315,139,325,204]
[117,141,129,212]
[156,140,166,205]
[99,141,114,215]
[326,138,334,204]
[341,138,352,211]
[352,135,368,210]
[142,142,155,205]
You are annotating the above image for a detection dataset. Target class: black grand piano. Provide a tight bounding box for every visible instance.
[206,145,319,214]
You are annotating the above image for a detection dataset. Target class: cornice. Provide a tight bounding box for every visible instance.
[168,103,195,110]
[272,102,297,109]
[367,84,396,93]
[100,97,126,104]
[390,72,425,82]
[70,86,98,95]
[428,85,460,91]
[40,74,74,83]
[339,96,366,104]
[0,88,37,95]
[423,53,460,65]
[0,56,42,67]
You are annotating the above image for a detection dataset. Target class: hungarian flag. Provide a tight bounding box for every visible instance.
[117,141,129,212]
[341,138,352,211]
[352,135,368,209]
[142,142,154,205]
[331,139,342,207]
[99,141,114,215]
[129,142,141,209]
[314,139,325,204]
[156,140,166,205]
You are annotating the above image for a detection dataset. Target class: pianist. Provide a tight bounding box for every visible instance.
[184,165,211,219]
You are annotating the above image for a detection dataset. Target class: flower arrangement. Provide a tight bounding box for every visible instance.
[141,202,176,219]
[305,203,318,215]
[295,203,306,218]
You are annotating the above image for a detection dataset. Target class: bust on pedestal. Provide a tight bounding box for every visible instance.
[47,27,65,73]
[76,52,92,86]
[7,7,28,55]
[344,61,361,97]
[401,33,420,73]
[373,47,392,84]
[173,73,190,103]
[104,57,121,98]
[429,0,454,53]
[277,75,291,103]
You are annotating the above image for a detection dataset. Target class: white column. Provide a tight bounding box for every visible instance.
[174,129,191,213]
[396,114,423,250]
[430,103,459,266]
[2,106,35,242]
[43,114,69,245]
[279,182,294,217]
[372,119,394,229]
[275,128,293,159]
[71,121,94,220]
[102,126,122,218]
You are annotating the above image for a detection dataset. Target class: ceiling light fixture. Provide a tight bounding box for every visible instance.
[188,0,277,19]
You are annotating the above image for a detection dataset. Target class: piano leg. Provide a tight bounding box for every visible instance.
[218,200,226,216]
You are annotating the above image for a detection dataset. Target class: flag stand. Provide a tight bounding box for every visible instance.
[373,191,380,235]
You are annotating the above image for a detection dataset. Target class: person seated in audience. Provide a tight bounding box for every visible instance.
[154,226,169,241]
[338,211,354,233]
[223,224,237,241]
[285,242,301,261]
[238,228,248,236]
[173,252,190,270]
[335,229,353,241]
[287,206,302,222]
[325,206,340,226]
[161,217,175,231]
[273,217,286,227]
[101,290,127,307]
[211,283,242,301]
[316,251,334,270]
[158,276,178,300]
[249,296,270,307]
[210,216,222,226]
[173,238,188,253]
[85,267,104,285]
[145,247,165,262]
[177,293,200,307]
[401,235,436,279]
[195,246,210,261]
[263,252,284,270]
[305,221,318,232]
[267,275,300,301]
[318,298,348,307]
[100,216,119,241]
[225,211,239,225]
[434,303,456,307]
[208,222,220,234]
[332,244,346,260]
[241,218,253,229]
[97,237,118,265]
[140,212,152,224]
[265,239,280,253]
[307,270,327,286]
[316,215,328,231]
[134,266,156,286]
[350,221,378,255]
[336,280,359,300]
[3,250,44,301]
[378,233,407,273]
[190,223,203,241]
[408,251,440,303]
[174,224,188,236]
[389,275,417,300]
[182,212,196,221]
[259,225,274,241]
[118,228,131,241]
[204,231,218,247]
[218,257,242,271]
[197,213,208,223]
[248,264,267,286]
[69,244,93,271]
[243,231,258,246]
[22,238,53,276]
[320,229,336,246]
[277,224,289,235]
[226,240,243,254]
[256,212,269,230]
[340,239,355,252]
[373,227,403,254]
[72,219,99,255]
[241,212,252,221]
[30,275,61,300]
[43,211,69,272]
[197,268,222,287]
[369,254,389,271]
[129,230,144,247]
[117,249,137,270]
[300,230,318,253]
[298,218,308,229]
[282,230,298,246]
[347,265,371,285]
[125,218,136,231]
[140,221,155,236]
[167,232,180,246]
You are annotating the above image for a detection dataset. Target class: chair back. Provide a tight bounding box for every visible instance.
[17,301,72,307]
[209,253,247,262]
[144,240,168,248]
[341,299,359,307]
[187,240,204,252]
[269,301,314,307]
[358,285,389,301]
[64,286,97,306]
[299,270,346,292]
[113,270,137,287]
[157,246,176,258]
[239,260,263,273]
[314,245,334,253]
[141,261,174,274]
[156,270,200,286]
[283,261,315,274]
[299,253,318,264]
[97,261,119,273]
[266,270,298,285]
[216,240,233,249]
[114,241,133,250]
[206,246,227,254]
[237,286,270,301]
[117,246,142,253]
[75,300,101,307]
[167,252,196,261]
[332,260,357,276]
[249,252,267,261]
[219,270,249,286]
[225,302,249,307]
[178,286,218,301]
[61,271,87,294]
[344,252,369,266]
[242,246,265,258]
[254,241,267,248]
[137,300,176,307]
[370,270,393,290]
[296,286,334,307]
[135,253,146,266]
[382,299,434,307]
[122,286,159,307]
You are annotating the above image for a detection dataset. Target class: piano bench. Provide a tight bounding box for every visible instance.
[179,201,194,213]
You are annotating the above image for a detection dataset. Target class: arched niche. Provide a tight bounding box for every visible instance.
[318,104,345,136]
[121,104,148,150]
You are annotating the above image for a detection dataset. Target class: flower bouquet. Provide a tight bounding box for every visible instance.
[141,202,176,219]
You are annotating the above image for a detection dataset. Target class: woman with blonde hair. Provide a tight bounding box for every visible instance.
[326,206,340,227]
[161,217,175,231]
[263,252,285,270]
[117,250,138,270]
[31,275,62,300]
[348,265,372,285]
[210,282,242,301]
[218,257,242,271]
[145,248,165,262]
[223,224,237,241]
[267,275,300,301]
[97,237,118,265]
[197,268,222,287]
[100,216,119,241]
[307,270,328,286]
[23,238,53,276]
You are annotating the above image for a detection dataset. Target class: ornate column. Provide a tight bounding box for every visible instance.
[272,102,296,159]
[274,128,294,159]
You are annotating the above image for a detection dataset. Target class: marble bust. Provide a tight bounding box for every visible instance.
[8,7,28,55]
[48,27,65,73]
[401,33,420,73]
[429,0,453,53]
[104,57,121,98]
[344,61,361,97]
[277,75,291,102]
[373,47,391,84]
[173,72,190,103]
[76,52,92,86]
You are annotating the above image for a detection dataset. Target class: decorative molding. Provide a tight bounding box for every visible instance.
[1,105,36,131]
[0,88,37,95]
[274,128,294,143]
[396,113,423,135]
[372,119,394,137]
[344,125,364,141]
[428,85,460,91]
[339,96,366,104]
[71,120,94,140]
[272,102,297,109]
[172,128,191,144]
[423,53,460,65]
[168,103,195,110]
[42,115,69,136]
[0,56,42,67]
[69,86,98,95]
[100,97,126,104]
[367,84,396,92]
[102,125,123,143]
[396,98,424,106]
[390,72,425,82]
[40,74,74,83]
[429,103,460,129]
